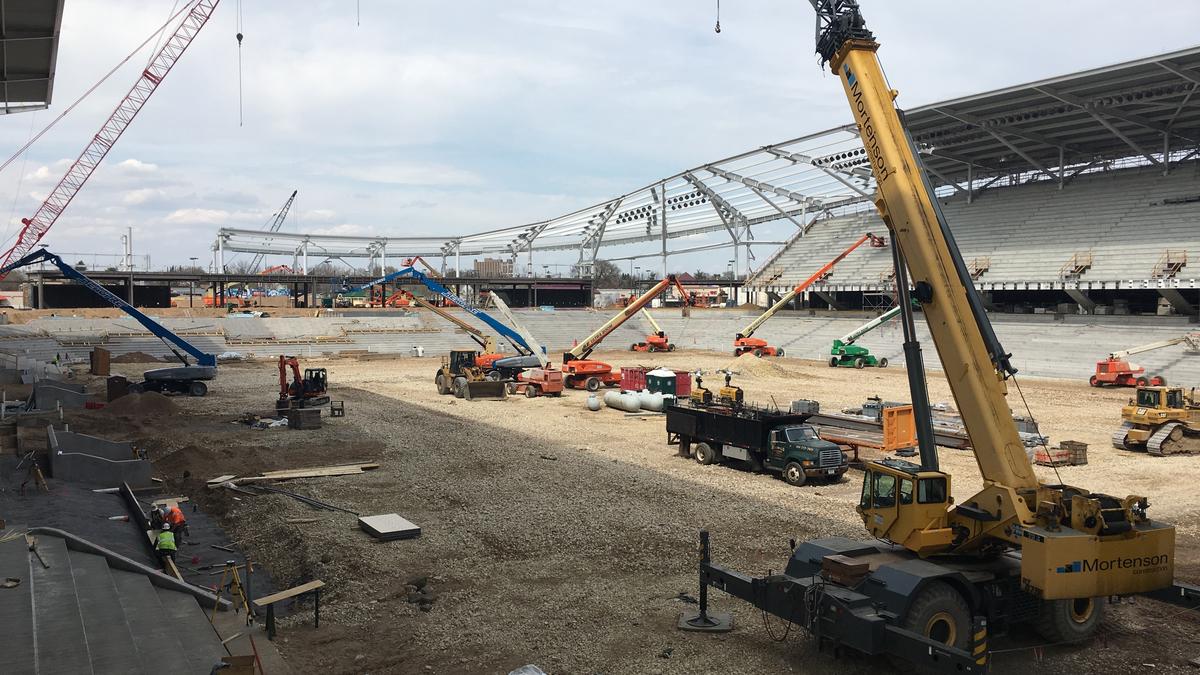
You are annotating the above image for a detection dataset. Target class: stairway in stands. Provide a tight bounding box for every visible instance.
[0,532,228,675]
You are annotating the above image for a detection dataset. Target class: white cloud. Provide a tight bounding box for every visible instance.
[164,208,230,225]
[121,188,166,206]
[115,158,158,173]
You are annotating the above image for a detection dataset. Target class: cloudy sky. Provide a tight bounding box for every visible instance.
[1,0,1197,273]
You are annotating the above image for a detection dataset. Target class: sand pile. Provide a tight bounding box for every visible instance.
[111,351,166,363]
[720,352,807,379]
[104,391,180,418]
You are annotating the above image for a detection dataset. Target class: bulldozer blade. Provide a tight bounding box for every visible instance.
[464,380,508,400]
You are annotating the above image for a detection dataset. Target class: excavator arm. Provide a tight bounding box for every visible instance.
[736,232,878,340]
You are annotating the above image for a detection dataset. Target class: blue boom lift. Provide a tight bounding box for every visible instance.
[1,250,217,396]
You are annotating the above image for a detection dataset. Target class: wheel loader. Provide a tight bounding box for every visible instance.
[1112,386,1200,455]
[434,350,508,401]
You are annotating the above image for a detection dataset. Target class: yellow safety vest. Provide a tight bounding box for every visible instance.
[156,531,176,551]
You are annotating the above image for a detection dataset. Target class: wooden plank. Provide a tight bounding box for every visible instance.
[206,474,237,485]
[259,463,377,477]
[254,580,325,607]
[151,497,189,507]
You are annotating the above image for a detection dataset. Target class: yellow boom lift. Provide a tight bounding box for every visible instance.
[681,3,1197,670]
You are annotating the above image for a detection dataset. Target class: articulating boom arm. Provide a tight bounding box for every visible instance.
[487,292,549,367]
[839,300,914,345]
[1,250,216,368]
[811,0,1032,492]
[641,309,663,335]
[737,232,878,340]
[350,267,533,355]
[567,275,687,361]
[1110,333,1200,359]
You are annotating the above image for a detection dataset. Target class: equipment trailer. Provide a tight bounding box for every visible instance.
[681,2,1200,671]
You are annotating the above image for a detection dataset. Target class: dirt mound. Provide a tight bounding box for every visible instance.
[111,351,166,363]
[720,352,807,379]
[103,391,180,419]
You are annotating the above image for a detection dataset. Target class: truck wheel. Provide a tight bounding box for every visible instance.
[854,357,866,369]
[878,358,888,368]
[1035,597,1104,643]
[901,581,971,651]
[486,370,502,381]
[775,348,784,357]
[829,357,839,367]
[782,461,807,486]
[668,344,676,352]
[694,443,717,465]
[188,381,208,397]
[631,343,638,351]
[436,373,451,395]
[1136,377,1149,387]
[453,377,467,398]
[585,377,601,392]
[1088,375,1100,387]
[1151,375,1166,386]
[525,385,538,398]
[753,348,764,358]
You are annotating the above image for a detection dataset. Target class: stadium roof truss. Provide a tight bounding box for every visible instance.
[0,0,64,114]
[215,45,1200,274]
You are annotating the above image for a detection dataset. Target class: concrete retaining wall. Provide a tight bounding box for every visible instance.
[47,426,152,488]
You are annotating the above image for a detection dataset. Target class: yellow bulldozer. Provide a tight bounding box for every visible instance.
[434,350,508,401]
[1113,386,1200,455]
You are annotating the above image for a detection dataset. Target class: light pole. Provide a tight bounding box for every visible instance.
[188,257,198,307]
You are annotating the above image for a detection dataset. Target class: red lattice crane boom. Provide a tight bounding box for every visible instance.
[0,0,220,275]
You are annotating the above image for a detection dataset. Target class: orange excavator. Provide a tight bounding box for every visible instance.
[733,232,882,356]
[561,275,693,390]
[276,355,330,410]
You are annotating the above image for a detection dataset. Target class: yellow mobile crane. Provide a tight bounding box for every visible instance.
[681,2,1196,670]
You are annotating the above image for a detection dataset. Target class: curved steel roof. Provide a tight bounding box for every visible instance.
[1,0,64,114]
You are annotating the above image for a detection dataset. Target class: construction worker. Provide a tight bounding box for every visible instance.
[155,523,177,570]
[164,504,188,545]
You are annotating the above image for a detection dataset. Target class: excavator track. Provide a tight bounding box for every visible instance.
[1111,421,1134,450]
[1147,422,1200,456]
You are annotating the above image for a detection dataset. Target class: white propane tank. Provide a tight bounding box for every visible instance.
[603,390,641,412]
[637,390,665,412]
[586,394,602,411]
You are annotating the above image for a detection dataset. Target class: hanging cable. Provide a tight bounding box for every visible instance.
[714,0,721,33]
[1,112,40,249]
[0,1,196,177]
[357,0,361,27]
[236,0,244,126]
[148,0,184,68]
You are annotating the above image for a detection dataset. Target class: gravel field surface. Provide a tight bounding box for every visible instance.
[88,351,1200,674]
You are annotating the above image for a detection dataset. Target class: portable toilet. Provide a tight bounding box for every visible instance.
[646,368,677,396]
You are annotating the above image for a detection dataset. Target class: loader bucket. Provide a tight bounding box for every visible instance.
[464,380,508,400]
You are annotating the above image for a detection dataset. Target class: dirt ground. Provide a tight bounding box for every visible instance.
[69,350,1200,674]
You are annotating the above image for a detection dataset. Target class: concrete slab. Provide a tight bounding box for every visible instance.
[358,513,421,541]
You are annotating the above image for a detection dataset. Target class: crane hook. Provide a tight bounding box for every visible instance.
[714,0,721,33]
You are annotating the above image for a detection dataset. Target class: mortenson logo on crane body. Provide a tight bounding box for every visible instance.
[1056,553,1169,575]
[842,63,891,185]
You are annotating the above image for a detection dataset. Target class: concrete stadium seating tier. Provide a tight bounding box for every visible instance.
[13,308,1200,386]
[748,162,1200,305]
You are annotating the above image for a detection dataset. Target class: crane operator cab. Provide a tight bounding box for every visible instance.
[857,458,953,555]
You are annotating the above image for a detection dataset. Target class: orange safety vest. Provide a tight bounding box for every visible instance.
[166,506,186,527]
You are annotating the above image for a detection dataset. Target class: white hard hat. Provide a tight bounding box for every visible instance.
[161,522,171,530]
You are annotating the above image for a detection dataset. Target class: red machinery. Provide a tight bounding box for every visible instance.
[0,1,221,275]
[276,355,330,410]
[1090,333,1200,387]
[507,368,564,398]
[631,309,676,352]
[562,275,693,390]
[734,233,882,356]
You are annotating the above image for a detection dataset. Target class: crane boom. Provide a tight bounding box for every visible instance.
[736,233,877,340]
[565,275,687,361]
[349,267,533,355]
[1,250,216,368]
[0,0,220,274]
[1110,333,1200,359]
[248,190,299,271]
